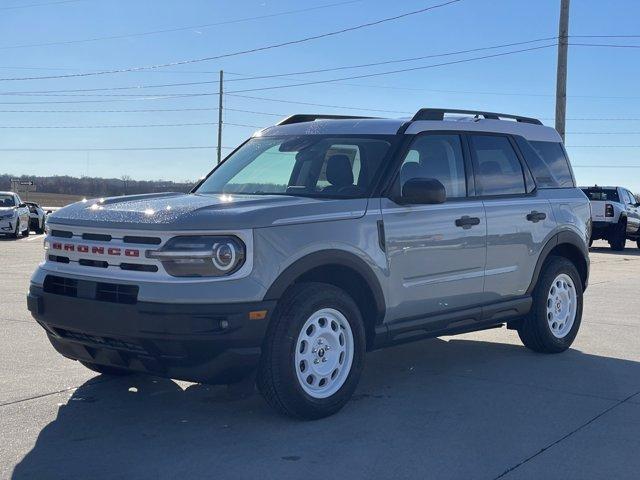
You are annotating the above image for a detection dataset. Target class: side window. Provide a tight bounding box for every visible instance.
[524,140,575,188]
[398,134,466,199]
[470,135,526,196]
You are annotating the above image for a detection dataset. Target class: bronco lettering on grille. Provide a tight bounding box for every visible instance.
[51,243,140,258]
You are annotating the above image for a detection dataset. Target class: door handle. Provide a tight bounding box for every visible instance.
[455,216,481,229]
[526,211,547,223]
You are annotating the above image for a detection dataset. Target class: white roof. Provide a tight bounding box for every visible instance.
[256,117,561,143]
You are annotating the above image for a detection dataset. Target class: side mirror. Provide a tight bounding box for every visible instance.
[46,210,53,215]
[401,178,446,205]
[18,203,27,208]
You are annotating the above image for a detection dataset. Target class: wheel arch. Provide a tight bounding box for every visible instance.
[527,231,589,294]
[263,249,386,349]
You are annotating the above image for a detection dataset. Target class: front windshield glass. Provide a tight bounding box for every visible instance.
[196,135,396,198]
[0,194,16,207]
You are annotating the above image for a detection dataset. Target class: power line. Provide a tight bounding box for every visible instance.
[0,122,261,129]
[0,0,87,10]
[227,94,412,114]
[567,132,640,134]
[225,44,557,94]
[0,146,228,152]
[0,0,463,82]
[572,165,640,168]
[0,1,362,50]
[0,37,556,95]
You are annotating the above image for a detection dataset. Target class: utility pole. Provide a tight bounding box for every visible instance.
[217,70,224,164]
[555,0,570,141]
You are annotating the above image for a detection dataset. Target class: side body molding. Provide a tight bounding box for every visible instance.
[263,249,386,323]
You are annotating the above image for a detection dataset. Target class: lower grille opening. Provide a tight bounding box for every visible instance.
[96,282,138,305]
[43,275,78,297]
[43,275,139,305]
[123,235,162,245]
[56,329,146,353]
[82,233,112,242]
[51,230,73,238]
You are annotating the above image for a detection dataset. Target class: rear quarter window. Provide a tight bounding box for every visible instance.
[515,138,575,188]
[581,188,620,202]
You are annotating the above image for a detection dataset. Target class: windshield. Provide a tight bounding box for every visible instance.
[581,188,619,202]
[196,135,396,198]
[0,194,16,207]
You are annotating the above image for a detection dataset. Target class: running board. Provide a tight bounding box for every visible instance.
[372,296,531,350]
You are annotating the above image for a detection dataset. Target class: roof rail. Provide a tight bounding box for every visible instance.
[276,114,377,126]
[411,108,542,125]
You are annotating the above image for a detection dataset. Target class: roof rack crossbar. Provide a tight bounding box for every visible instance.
[411,108,542,125]
[276,114,377,126]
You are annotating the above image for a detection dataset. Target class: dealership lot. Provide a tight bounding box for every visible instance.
[1,236,639,480]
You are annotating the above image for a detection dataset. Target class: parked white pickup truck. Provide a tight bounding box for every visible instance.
[581,186,640,250]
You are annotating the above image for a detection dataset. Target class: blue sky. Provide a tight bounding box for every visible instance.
[1,0,640,189]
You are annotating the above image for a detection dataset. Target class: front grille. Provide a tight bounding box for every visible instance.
[48,255,70,264]
[123,235,161,245]
[96,282,138,305]
[82,233,112,242]
[120,263,158,272]
[51,230,73,238]
[79,259,109,268]
[43,275,138,305]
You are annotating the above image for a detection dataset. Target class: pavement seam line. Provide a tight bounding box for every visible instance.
[0,377,116,408]
[493,388,640,479]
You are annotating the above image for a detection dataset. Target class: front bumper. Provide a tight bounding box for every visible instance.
[0,218,15,232]
[28,284,276,384]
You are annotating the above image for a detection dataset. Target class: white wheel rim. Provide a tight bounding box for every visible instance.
[546,273,577,339]
[294,308,354,399]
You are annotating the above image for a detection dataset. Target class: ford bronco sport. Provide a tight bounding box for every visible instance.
[28,109,590,419]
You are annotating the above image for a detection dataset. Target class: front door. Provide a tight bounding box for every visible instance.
[381,133,487,322]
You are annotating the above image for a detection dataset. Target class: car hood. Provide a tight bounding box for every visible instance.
[46,192,368,231]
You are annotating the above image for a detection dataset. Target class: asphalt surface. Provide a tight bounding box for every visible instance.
[1,235,639,479]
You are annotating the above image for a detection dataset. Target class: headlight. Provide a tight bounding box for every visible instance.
[147,236,246,277]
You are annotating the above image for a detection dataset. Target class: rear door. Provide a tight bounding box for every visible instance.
[468,134,556,299]
[381,133,487,321]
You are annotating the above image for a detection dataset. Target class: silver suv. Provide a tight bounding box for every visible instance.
[28,109,590,419]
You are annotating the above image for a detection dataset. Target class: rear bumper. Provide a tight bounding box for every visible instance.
[27,284,276,384]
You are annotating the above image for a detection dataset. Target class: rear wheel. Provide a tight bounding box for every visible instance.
[35,218,45,234]
[609,219,626,251]
[80,361,132,376]
[257,282,366,420]
[518,256,583,353]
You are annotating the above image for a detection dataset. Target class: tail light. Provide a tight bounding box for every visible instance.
[605,204,614,217]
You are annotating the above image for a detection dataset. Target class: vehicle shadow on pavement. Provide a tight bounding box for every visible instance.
[589,246,640,256]
[11,337,640,480]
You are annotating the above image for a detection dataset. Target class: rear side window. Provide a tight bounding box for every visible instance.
[517,139,574,188]
[581,188,620,202]
[469,135,526,196]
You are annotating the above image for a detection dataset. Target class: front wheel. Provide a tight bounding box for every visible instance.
[257,282,366,420]
[518,256,583,353]
[10,219,20,239]
[35,218,45,234]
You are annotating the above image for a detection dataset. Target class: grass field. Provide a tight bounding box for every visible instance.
[19,192,85,208]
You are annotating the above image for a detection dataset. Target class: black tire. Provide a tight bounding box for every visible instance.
[609,219,626,251]
[80,361,132,376]
[518,256,583,353]
[637,240,640,250]
[588,237,593,248]
[35,218,45,234]
[257,282,366,420]
[22,224,29,237]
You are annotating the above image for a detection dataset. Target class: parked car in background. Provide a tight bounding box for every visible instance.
[0,191,30,238]
[25,202,46,234]
[29,109,590,419]
[580,185,640,250]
